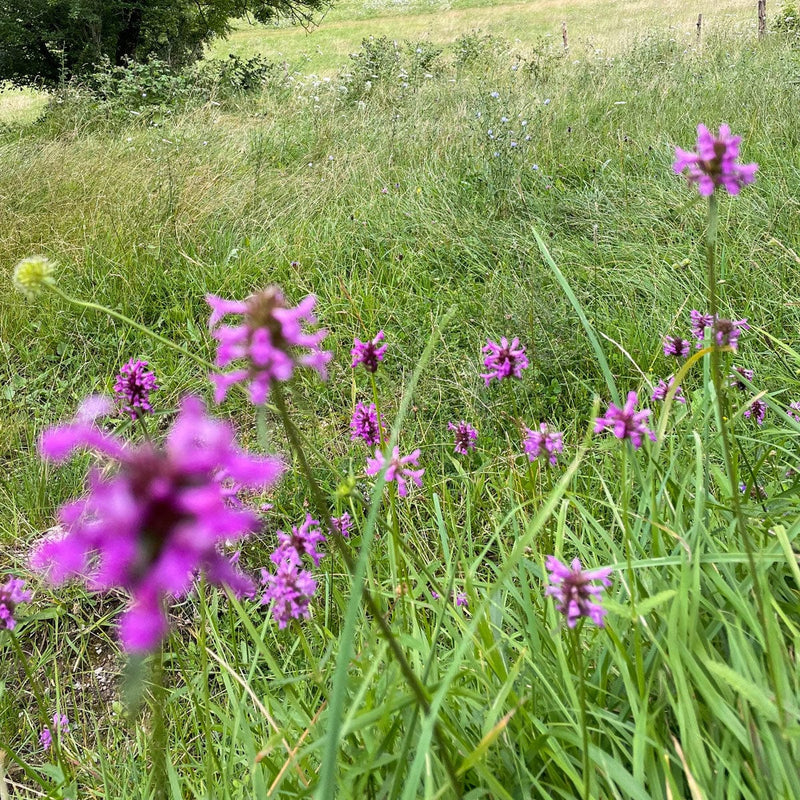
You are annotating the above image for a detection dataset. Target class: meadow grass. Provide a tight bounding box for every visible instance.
[1,11,800,800]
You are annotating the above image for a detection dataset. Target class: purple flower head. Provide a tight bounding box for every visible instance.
[206,287,331,405]
[740,482,767,500]
[713,318,749,352]
[674,124,758,196]
[0,578,32,631]
[729,366,755,391]
[365,446,424,498]
[663,335,691,358]
[330,512,352,538]
[32,396,284,653]
[430,589,440,600]
[113,359,158,420]
[595,391,657,449]
[453,591,468,608]
[40,713,69,751]
[260,560,316,629]
[690,310,716,344]
[651,376,686,404]
[271,514,326,567]
[545,556,612,628]
[523,423,564,466]
[448,421,478,455]
[744,398,767,426]
[350,402,383,446]
[788,401,800,422]
[481,337,529,385]
[351,331,387,373]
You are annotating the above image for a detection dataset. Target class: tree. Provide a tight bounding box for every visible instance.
[0,0,327,86]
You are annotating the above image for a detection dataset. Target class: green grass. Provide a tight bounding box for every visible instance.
[1,11,800,800]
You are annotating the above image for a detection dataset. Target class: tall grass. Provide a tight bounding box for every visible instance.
[1,23,799,800]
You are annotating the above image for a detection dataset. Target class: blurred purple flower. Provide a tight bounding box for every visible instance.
[788,401,800,422]
[651,376,686,404]
[40,713,69,751]
[260,560,316,629]
[674,124,757,196]
[350,402,382,446]
[351,331,387,373]
[330,512,352,538]
[545,556,612,628]
[744,398,767,426]
[271,514,326,567]
[523,423,564,465]
[595,391,657,449]
[663,336,691,358]
[729,366,754,391]
[690,310,715,344]
[365,446,424,497]
[0,578,31,631]
[448,421,478,455]
[31,396,283,653]
[206,287,331,405]
[481,337,528,385]
[713,318,749,352]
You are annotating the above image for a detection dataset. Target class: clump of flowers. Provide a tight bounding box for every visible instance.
[595,391,657,449]
[523,423,564,465]
[663,335,691,358]
[12,255,56,300]
[0,578,31,631]
[271,514,326,567]
[729,366,754,391]
[114,359,159,420]
[366,446,424,497]
[674,124,758,196]
[40,713,69,751]
[350,402,382,446]
[545,556,612,628]
[206,287,331,404]
[260,561,316,629]
[481,337,529,385]
[31,396,284,652]
[689,311,748,352]
[744,398,767,426]
[448,421,478,455]
[651,376,686,404]
[330,512,352,538]
[351,331,387,373]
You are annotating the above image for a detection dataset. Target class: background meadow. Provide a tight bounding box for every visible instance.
[2,0,800,797]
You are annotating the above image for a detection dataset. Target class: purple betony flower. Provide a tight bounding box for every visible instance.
[350,402,383,446]
[31,396,283,653]
[523,423,564,465]
[744,398,767,426]
[40,713,69,751]
[270,514,326,567]
[448,421,478,455]
[689,310,748,352]
[453,591,468,608]
[651,376,686,404]
[113,359,159,420]
[260,561,316,629]
[595,391,657,449]
[206,286,331,405]
[663,335,691,358]
[0,578,31,631]
[481,337,529,385]
[673,124,758,196]
[365,446,424,497]
[690,310,715,344]
[351,331,387,372]
[330,512,352,538]
[545,556,612,628]
[729,366,754,391]
[788,401,800,422]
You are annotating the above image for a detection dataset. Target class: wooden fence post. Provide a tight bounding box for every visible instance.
[697,13,703,38]
[758,0,767,38]
[562,21,569,51]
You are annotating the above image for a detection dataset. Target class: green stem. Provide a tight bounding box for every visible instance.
[704,194,784,725]
[47,285,216,372]
[621,445,644,697]
[197,577,218,790]
[573,629,591,800]
[270,383,461,793]
[149,648,167,800]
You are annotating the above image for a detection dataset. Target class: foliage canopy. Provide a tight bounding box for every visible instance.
[0,0,327,86]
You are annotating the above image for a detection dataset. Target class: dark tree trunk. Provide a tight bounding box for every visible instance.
[115,0,146,64]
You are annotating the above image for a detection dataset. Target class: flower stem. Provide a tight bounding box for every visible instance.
[572,628,591,800]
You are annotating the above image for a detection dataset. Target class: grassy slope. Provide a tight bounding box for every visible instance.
[1,5,799,799]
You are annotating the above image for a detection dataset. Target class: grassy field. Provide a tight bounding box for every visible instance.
[1,2,799,798]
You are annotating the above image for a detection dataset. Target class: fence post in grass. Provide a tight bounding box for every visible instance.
[696,13,703,38]
[562,20,569,50]
[758,0,767,37]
